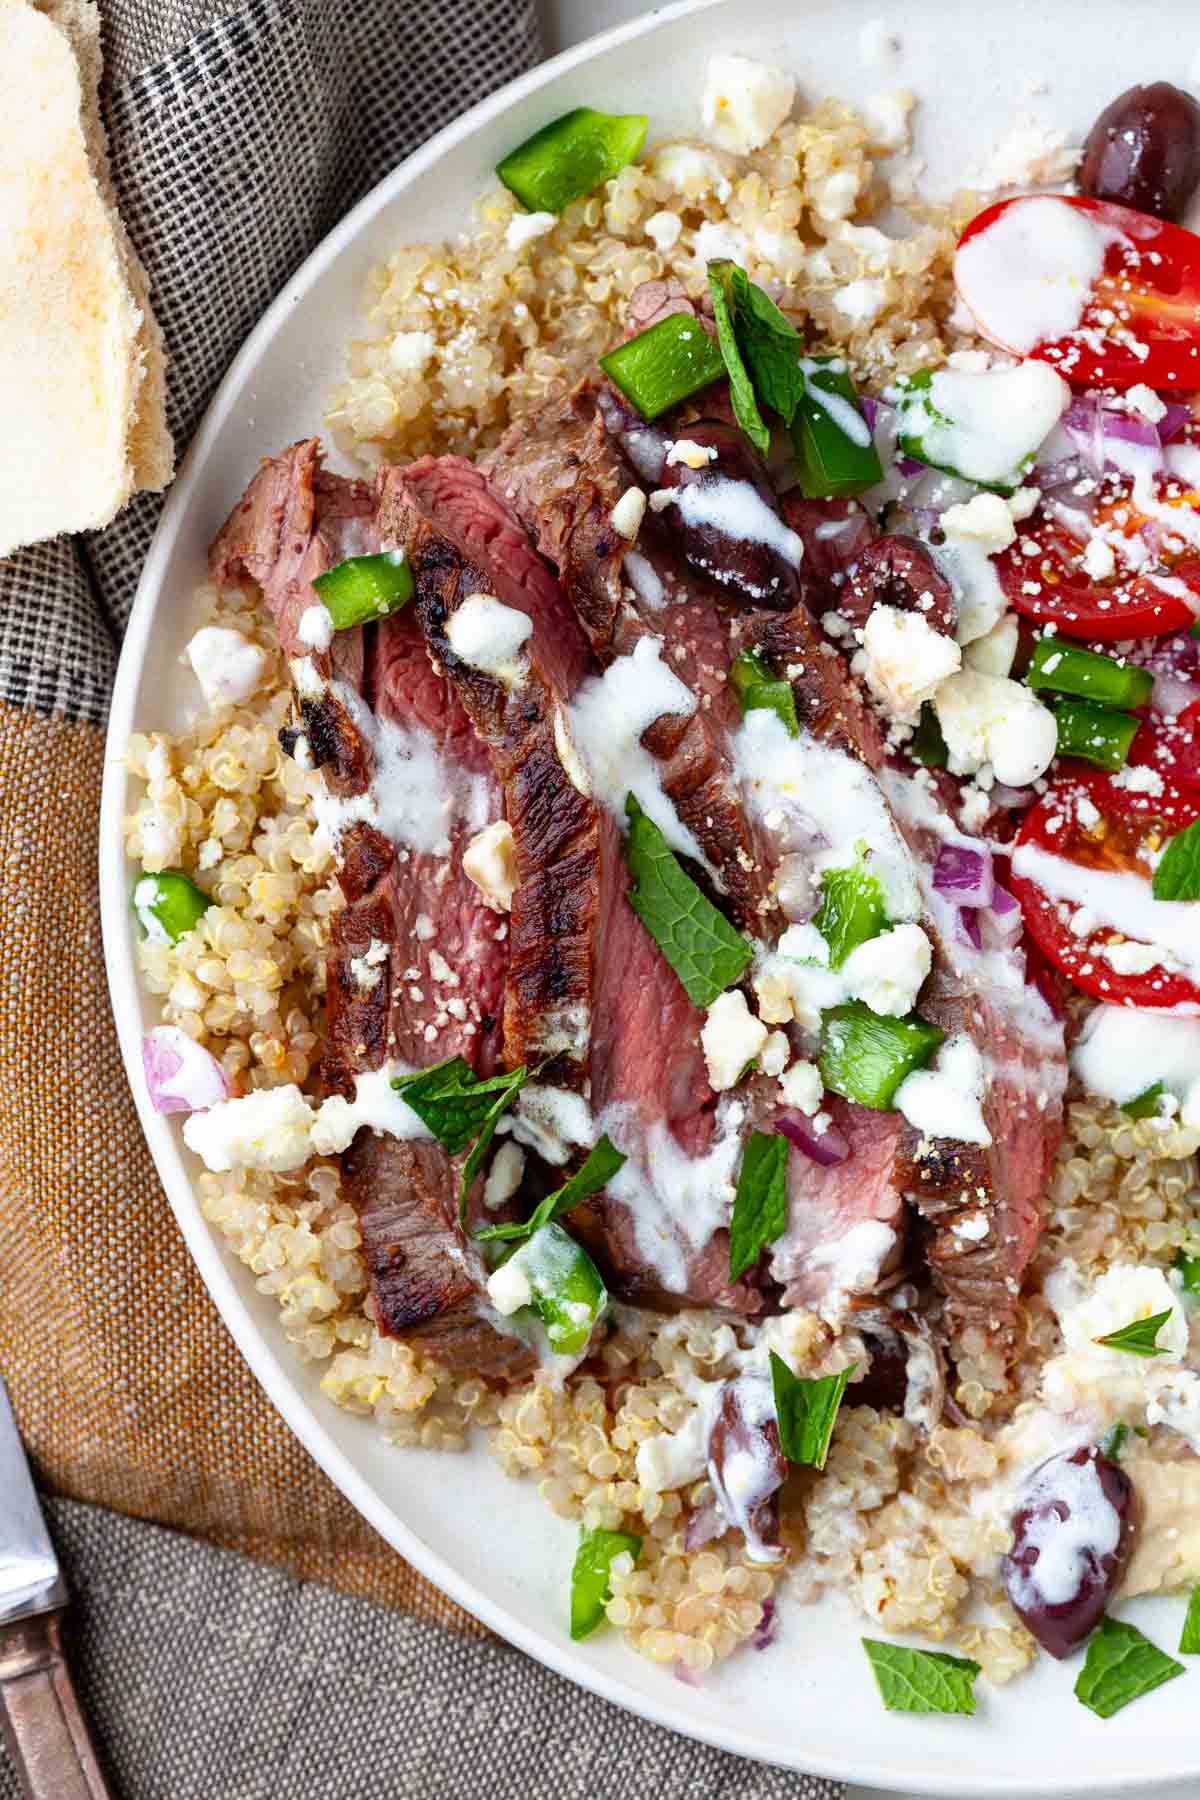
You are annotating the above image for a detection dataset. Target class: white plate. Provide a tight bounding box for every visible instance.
[99,3,1200,1790]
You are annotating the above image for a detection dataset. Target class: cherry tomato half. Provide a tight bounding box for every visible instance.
[1011,765,1200,1007]
[957,195,1200,391]
[1129,699,1200,792]
[996,494,1200,640]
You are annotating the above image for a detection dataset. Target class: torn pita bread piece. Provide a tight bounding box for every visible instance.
[0,0,173,560]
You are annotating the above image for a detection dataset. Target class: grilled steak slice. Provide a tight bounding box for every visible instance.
[213,444,529,1377]
[392,456,763,1314]
[484,384,780,933]
[881,766,1066,1349]
[769,1101,906,1313]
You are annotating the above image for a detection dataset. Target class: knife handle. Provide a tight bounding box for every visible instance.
[0,1611,110,1800]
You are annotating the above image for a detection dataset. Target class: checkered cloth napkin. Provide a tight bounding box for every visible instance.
[0,4,844,1795]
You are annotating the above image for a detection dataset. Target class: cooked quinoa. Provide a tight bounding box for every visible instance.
[123,91,1200,1685]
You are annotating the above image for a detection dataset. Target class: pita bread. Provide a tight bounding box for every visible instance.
[0,0,173,560]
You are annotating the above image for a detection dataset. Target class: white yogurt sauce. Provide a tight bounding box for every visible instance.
[894,1033,992,1147]
[650,477,804,575]
[1004,1451,1121,1614]
[1071,1004,1200,1107]
[799,357,872,447]
[1010,839,1200,981]
[954,196,1120,354]
[599,1099,746,1293]
[565,635,704,863]
[445,594,533,687]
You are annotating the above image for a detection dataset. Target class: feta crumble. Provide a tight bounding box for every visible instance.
[701,990,768,1092]
[186,627,271,709]
[463,819,519,912]
[701,54,795,155]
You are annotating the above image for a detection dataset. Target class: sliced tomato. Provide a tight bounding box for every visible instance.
[1129,700,1200,793]
[1011,766,1200,1007]
[956,196,1200,391]
[995,492,1200,640]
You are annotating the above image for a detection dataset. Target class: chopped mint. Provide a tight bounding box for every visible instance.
[1074,1618,1184,1718]
[728,1132,790,1280]
[1093,1308,1174,1358]
[1153,819,1200,902]
[1101,1422,1129,1460]
[477,1135,625,1242]
[863,1638,981,1715]
[1122,1081,1167,1120]
[1180,1589,1200,1655]
[393,1056,532,1218]
[623,793,752,1007]
[770,1351,855,1470]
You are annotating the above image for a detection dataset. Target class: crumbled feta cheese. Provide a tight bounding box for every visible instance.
[309,1063,434,1156]
[855,605,961,721]
[814,167,863,224]
[701,989,769,1092]
[1113,764,1164,795]
[842,923,932,1017]
[941,492,1016,557]
[778,1059,822,1114]
[862,88,913,151]
[635,1405,710,1494]
[970,119,1079,192]
[759,1030,790,1077]
[694,218,748,265]
[483,1141,525,1211]
[1042,1260,1187,1416]
[486,1257,533,1316]
[389,329,436,373]
[934,668,1058,787]
[894,1034,992,1146]
[701,54,794,155]
[610,486,647,540]
[182,1084,315,1173]
[645,209,682,252]
[297,604,334,652]
[349,937,388,992]
[963,613,1019,679]
[833,277,885,326]
[505,210,556,252]
[445,594,532,686]
[649,143,732,200]
[665,438,718,470]
[187,627,271,708]
[462,819,518,912]
[1126,383,1168,424]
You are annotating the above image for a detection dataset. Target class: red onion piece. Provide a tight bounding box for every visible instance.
[991,883,1021,916]
[1160,402,1193,443]
[956,906,983,950]
[777,1112,849,1167]
[142,1025,230,1115]
[1062,392,1172,476]
[932,841,995,906]
[751,1597,777,1651]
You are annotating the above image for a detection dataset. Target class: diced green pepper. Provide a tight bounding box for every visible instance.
[312,551,413,631]
[600,313,726,421]
[1122,1081,1167,1119]
[497,107,648,214]
[728,649,799,736]
[908,702,949,768]
[132,870,211,945]
[818,1002,945,1110]
[1101,1422,1129,1459]
[1174,1248,1200,1295]
[569,1525,642,1640]
[1052,697,1139,771]
[1027,638,1153,711]
[505,1221,607,1358]
[813,859,887,968]
[791,357,883,499]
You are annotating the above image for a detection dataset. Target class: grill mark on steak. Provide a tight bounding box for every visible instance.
[212,442,531,1379]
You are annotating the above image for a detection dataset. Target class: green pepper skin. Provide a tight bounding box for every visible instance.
[600,313,726,422]
[497,107,648,214]
[791,357,883,499]
[132,870,212,945]
[818,1002,945,1110]
[311,551,414,631]
[728,649,799,736]
[813,862,887,968]
[1051,698,1140,771]
[1027,638,1153,711]
[506,1222,608,1359]
[569,1526,643,1640]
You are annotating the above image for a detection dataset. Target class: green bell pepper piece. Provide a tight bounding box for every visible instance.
[791,357,883,499]
[1052,697,1139,771]
[311,551,413,631]
[818,1002,945,1110]
[813,860,887,968]
[1027,638,1153,711]
[600,313,726,422]
[728,649,799,736]
[132,870,211,945]
[497,107,648,214]
[569,1525,643,1640]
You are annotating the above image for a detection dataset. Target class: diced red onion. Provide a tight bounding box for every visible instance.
[1159,403,1193,444]
[777,1113,849,1167]
[142,1025,230,1114]
[751,1597,777,1651]
[896,454,925,478]
[991,883,1020,916]
[1062,392,1174,478]
[674,1660,705,1687]
[982,885,1024,948]
[932,841,995,907]
[956,907,983,950]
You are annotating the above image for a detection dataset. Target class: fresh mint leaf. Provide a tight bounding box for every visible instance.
[569,1525,642,1640]
[1094,1307,1174,1357]
[1074,1618,1184,1718]
[393,1057,531,1219]
[862,1639,981,1715]
[1101,1422,1129,1460]
[623,793,752,1007]
[1153,819,1200,901]
[770,1351,855,1470]
[728,1133,789,1280]
[708,262,770,454]
[477,1135,626,1243]
[1180,1589,1200,1655]
[1175,1249,1200,1296]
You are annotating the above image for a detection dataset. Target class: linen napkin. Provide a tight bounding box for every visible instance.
[0,3,844,1795]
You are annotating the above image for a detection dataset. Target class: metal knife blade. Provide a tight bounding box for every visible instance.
[0,1376,66,1626]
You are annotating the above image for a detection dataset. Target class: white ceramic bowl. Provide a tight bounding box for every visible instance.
[100,3,1200,1789]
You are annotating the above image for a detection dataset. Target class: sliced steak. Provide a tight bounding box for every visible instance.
[768,1101,906,1313]
[212,444,529,1378]
[881,766,1067,1349]
[485,384,781,933]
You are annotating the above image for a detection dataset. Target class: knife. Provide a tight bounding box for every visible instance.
[0,1377,110,1800]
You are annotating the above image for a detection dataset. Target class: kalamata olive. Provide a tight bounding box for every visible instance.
[707,1372,786,1562]
[1078,82,1200,222]
[848,1329,909,1412]
[1001,1444,1136,1659]
[848,1313,945,1431]
[780,495,877,611]
[658,420,802,609]
[839,533,958,636]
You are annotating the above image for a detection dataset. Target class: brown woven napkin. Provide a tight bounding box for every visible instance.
[0,6,844,1796]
